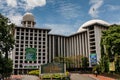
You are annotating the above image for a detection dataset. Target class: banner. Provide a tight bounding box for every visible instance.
[25,48,37,61]
[109,62,115,71]
[90,53,97,66]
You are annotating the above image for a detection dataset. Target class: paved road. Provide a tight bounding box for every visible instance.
[22,75,40,80]
[70,73,96,80]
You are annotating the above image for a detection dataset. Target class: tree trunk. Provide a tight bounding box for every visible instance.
[5,50,8,59]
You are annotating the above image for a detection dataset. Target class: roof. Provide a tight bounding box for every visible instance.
[77,19,110,32]
[22,12,35,22]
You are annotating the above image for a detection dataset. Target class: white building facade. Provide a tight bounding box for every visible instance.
[12,13,110,74]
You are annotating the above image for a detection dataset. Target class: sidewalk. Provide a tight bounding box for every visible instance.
[82,74,115,80]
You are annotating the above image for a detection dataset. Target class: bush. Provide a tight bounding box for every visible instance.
[28,70,39,76]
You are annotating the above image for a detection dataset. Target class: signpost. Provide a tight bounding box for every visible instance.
[25,48,37,61]
[39,63,66,80]
[40,63,65,74]
[90,53,97,66]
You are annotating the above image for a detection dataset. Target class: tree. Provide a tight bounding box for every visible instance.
[0,13,15,59]
[0,53,13,79]
[53,55,83,69]
[101,24,120,73]
[81,57,89,68]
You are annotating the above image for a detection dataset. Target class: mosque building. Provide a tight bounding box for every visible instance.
[12,12,110,74]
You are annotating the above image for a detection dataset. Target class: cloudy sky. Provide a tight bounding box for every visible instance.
[0,0,120,35]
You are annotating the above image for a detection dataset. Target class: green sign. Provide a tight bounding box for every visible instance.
[25,48,37,61]
[40,63,65,74]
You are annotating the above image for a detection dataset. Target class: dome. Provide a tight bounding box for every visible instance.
[77,19,110,32]
[22,12,35,22]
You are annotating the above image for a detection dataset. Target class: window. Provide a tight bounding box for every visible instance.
[21,41,24,43]
[34,34,37,36]
[43,30,46,33]
[21,45,23,47]
[35,30,37,32]
[30,37,33,40]
[39,46,41,48]
[21,29,24,31]
[25,41,28,43]
[43,61,45,63]
[16,48,19,51]
[43,38,45,41]
[15,65,18,68]
[20,65,22,68]
[16,45,19,47]
[38,61,41,63]
[39,38,41,40]
[39,49,41,52]
[43,57,45,59]
[43,42,45,45]
[43,53,45,56]
[15,56,18,59]
[15,61,18,63]
[21,48,23,51]
[30,33,33,36]
[16,41,19,43]
[43,34,45,36]
[26,37,28,40]
[20,53,23,55]
[26,29,29,32]
[35,37,37,40]
[43,46,45,48]
[20,60,23,63]
[21,36,24,39]
[25,61,27,63]
[17,28,20,31]
[20,56,23,59]
[26,33,28,35]
[21,33,24,35]
[34,42,37,44]
[16,36,19,39]
[30,41,32,44]
[39,57,41,59]
[17,32,19,35]
[16,52,19,55]
[30,29,33,32]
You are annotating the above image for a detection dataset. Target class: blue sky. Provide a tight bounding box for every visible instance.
[0,0,120,35]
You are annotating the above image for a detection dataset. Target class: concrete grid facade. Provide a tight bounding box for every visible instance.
[12,13,110,74]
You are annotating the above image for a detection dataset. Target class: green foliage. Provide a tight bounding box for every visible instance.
[0,13,15,59]
[53,55,88,69]
[100,24,120,73]
[28,70,39,76]
[40,71,70,79]
[0,53,13,77]
[81,57,89,68]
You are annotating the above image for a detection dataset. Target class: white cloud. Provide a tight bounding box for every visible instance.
[107,5,120,11]
[43,24,75,35]
[0,0,46,26]
[6,0,17,7]
[57,2,81,19]
[89,0,103,18]
[8,14,23,26]
[25,0,46,10]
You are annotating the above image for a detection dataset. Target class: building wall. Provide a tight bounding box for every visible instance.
[48,31,89,68]
[13,23,108,74]
[13,27,49,74]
